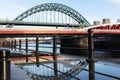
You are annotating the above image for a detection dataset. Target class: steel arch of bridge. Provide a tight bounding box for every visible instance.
[14,3,90,27]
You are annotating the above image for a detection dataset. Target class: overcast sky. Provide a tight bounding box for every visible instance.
[0,0,120,24]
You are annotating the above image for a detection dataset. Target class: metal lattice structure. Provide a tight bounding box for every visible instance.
[13,3,90,27]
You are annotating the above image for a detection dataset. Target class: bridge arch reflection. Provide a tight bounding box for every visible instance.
[19,59,87,80]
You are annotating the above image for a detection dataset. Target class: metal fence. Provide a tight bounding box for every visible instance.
[1,29,120,80]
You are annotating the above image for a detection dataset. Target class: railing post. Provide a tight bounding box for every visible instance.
[14,40,16,51]
[36,36,39,67]
[11,40,13,50]
[0,48,10,80]
[26,38,28,62]
[8,41,10,49]
[2,41,4,47]
[53,35,58,76]
[88,29,95,80]
[3,40,7,48]
[19,39,21,51]
[19,39,22,59]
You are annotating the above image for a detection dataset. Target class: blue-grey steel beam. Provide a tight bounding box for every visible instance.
[0,21,83,27]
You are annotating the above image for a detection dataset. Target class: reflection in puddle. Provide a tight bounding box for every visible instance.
[18,59,120,80]
[19,59,87,80]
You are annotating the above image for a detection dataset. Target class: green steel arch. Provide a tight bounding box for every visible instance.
[14,3,90,26]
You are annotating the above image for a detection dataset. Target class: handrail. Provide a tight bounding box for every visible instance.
[8,29,120,80]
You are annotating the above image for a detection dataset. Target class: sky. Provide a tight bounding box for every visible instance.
[0,0,120,24]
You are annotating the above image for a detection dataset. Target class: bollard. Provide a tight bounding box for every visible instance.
[0,48,10,80]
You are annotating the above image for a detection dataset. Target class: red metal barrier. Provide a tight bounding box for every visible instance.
[0,28,119,35]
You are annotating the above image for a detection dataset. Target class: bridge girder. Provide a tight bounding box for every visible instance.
[14,3,90,27]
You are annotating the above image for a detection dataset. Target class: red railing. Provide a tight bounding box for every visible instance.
[0,28,120,35]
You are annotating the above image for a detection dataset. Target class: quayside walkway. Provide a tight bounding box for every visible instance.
[10,52,87,80]
[0,28,120,80]
[11,64,30,80]
[10,51,120,80]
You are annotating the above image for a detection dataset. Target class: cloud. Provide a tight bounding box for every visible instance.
[106,0,120,5]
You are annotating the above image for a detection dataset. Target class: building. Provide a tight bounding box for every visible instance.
[117,19,120,23]
[102,18,110,24]
[93,21,101,25]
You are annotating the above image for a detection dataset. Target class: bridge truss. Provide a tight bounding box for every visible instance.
[12,3,90,28]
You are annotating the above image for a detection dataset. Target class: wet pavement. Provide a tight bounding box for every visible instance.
[10,53,120,80]
[11,64,30,80]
